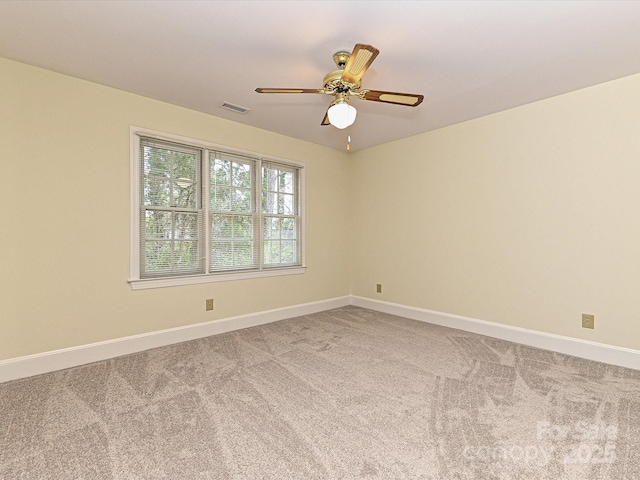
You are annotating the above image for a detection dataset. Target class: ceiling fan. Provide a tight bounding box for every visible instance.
[256,43,424,129]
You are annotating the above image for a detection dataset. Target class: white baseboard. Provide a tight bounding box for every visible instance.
[351,296,640,371]
[0,296,351,384]
[2,295,638,384]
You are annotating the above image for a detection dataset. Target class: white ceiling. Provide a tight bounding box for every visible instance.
[2,1,640,152]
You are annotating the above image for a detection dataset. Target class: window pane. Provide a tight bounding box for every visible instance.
[144,178,170,206]
[212,214,253,239]
[232,188,252,212]
[145,210,172,240]
[281,240,296,263]
[211,157,253,217]
[143,142,199,209]
[144,240,200,275]
[173,181,197,208]
[232,215,253,239]
[174,240,199,270]
[144,146,171,177]
[232,162,251,188]
[279,193,294,215]
[211,186,231,211]
[173,151,197,181]
[263,167,278,193]
[262,192,278,214]
[174,212,198,239]
[282,218,296,239]
[211,241,233,270]
[212,214,232,238]
[264,217,279,239]
[211,159,231,185]
[211,213,256,272]
[143,209,202,276]
[264,240,280,264]
[144,211,199,241]
[280,171,294,194]
[145,241,172,272]
[233,241,254,267]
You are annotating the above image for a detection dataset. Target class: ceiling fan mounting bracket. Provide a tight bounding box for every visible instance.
[332,50,351,69]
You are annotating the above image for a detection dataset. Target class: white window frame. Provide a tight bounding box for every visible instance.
[129,126,306,290]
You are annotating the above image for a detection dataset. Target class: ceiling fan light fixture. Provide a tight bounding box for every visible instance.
[327,98,357,129]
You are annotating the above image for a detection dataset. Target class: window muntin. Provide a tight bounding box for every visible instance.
[132,130,304,286]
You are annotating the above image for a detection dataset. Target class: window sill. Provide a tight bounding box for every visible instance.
[128,266,306,290]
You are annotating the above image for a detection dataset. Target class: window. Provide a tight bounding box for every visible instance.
[130,128,305,289]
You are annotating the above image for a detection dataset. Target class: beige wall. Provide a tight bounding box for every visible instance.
[349,73,640,351]
[3,55,640,362]
[0,58,350,360]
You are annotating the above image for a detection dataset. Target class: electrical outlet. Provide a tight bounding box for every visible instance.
[376,284,382,294]
[582,313,594,329]
[206,299,214,311]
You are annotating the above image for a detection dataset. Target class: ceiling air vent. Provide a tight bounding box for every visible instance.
[219,102,250,114]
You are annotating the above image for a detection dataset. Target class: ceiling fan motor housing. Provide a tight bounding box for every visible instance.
[323,69,361,92]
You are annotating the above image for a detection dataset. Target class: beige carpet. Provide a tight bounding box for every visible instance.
[1,306,639,479]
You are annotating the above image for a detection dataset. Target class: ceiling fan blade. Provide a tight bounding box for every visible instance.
[363,90,424,107]
[255,88,322,94]
[341,44,379,85]
[321,110,330,126]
